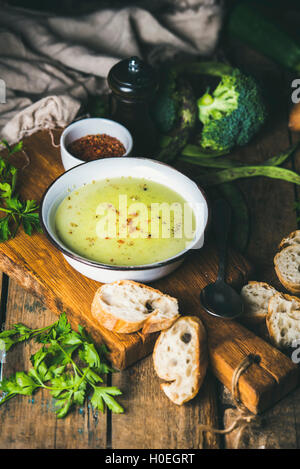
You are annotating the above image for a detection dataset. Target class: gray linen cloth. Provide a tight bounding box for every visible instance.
[0,0,223,143]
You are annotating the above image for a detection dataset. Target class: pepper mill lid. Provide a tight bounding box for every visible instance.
[108,56,158,102]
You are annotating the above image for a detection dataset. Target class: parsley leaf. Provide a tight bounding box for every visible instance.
[0,140,41,241]
[79,342,101,368]
[54,393,74,418]
[54,312,71,337]
[0,313,123,418]
[0,139,23,155]
[0,215,11,241]
[90,386,123,414]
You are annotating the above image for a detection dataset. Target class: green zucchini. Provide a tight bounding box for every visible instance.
[228,1,300,73]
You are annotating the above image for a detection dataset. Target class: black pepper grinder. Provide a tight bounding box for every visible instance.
[108,56,158,157]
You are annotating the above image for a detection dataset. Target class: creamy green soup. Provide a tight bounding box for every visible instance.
[55,177,195,266]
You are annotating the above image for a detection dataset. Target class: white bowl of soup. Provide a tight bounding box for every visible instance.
[40,157,209,283]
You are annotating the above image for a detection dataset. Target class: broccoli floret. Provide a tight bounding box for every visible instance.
[152,93,178,134]
[151,68,180,134]
[197,67,267,152]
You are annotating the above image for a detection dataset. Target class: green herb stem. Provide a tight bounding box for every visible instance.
[55,341,82,377]
[181,144,227,158]
[264,142,300,166]
[0,313,123,418]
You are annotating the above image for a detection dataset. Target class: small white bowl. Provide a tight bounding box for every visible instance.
[40,157,209,283]
[60,118,133,171]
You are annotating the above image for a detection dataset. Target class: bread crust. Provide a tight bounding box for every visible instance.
[91,279,180,334]
[275,231,300,293]
[278,230,300,250]
[142,311,180,335]
[240,281,277,325]
[153,316,208,405]
[274,249,300,294]
[266,292,300,347]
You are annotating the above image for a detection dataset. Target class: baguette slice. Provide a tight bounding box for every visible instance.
[274,245,300,294]
[240,281,278,324]
[278,230,300,250]
[91,280,180,334]
[153,316,207,405]
[267,292,300,348]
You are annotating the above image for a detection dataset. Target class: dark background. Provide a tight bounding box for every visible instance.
[2,0,300,48]
[2,0,300,17]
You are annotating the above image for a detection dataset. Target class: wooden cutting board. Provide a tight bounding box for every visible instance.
[0,130,298,414]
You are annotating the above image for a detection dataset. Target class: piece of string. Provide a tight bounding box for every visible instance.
[198,354,258,436]
[42,113,92,149]
[48,128,61,148]
[7,113,93,151]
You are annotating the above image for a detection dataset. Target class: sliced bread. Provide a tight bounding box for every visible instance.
[274,244,300,294]
[267,292,300,348]
[91,280,180,334]
[278,230,300,250]
[240,281,278,324]
[153,316,207,405]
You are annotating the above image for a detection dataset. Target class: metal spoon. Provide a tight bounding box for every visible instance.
[200,198,244,320]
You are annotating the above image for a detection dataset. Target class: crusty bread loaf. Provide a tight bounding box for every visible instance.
[91,280,180,334]
[274,244,300,294]
[266,292,300,348]
[153,316,207,405]
[278,230,300,250]
[240,281,278,324]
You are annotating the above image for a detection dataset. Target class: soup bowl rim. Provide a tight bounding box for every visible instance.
[40,157,210,271]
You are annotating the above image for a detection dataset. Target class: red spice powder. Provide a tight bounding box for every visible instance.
[68,133,126,161]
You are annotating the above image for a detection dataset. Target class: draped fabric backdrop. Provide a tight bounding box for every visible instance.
[0,0,223,143]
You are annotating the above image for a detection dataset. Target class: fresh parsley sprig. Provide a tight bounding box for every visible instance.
[0,313,124,418]
[0,139,41,241]
[0,198,41,240]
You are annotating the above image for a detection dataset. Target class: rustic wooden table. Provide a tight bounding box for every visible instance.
[1,40,300,449]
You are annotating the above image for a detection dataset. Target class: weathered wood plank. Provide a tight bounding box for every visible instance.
[112,356,220,449]
[288,104,300,449]
[223,404,296,449]
[0,131,253,372]
[227,44,297,282]
[0,279,107,449]
[223,40,299,448]
[1,37,300,449]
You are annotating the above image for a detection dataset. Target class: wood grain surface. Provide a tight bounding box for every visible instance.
[0,132,251,371]
[0,278,107,449]
[221,37,300,448]
[0,131,297,416]
[1,30,300,448]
